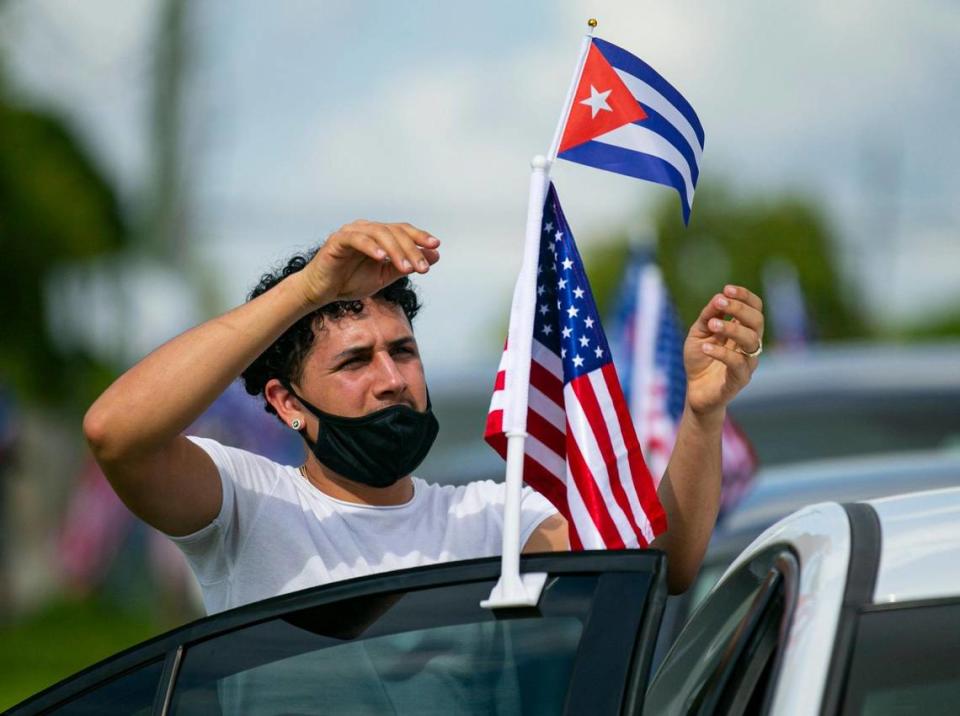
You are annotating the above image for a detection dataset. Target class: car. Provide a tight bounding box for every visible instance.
[10,486,960,714]
[653,448,960,657]
[646,485,960,715]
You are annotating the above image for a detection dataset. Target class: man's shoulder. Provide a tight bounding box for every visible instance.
[187,435,293,487]
[413,477,506,507]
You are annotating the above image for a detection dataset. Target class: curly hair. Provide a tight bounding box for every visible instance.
[240,248,421,417]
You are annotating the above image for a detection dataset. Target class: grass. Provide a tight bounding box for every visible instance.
[0,599,178,711]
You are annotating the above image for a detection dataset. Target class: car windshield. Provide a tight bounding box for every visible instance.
[842,601,960,715]
[170,576,596,716]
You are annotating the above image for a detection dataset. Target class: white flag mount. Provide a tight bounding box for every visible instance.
[481,22,596,611]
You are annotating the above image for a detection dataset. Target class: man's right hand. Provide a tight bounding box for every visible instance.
[297,221,441,307]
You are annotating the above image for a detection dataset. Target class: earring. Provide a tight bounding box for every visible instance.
[291,418,303,431]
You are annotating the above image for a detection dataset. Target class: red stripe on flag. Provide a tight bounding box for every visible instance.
[647,436,670,454]
[568,374,646,546]
[601,365,667,539]
[522,454,582,551]
[530,361,563,401]
[527,410,565,456]
[565,420,626,549]
[484,411,506,456]
[493,370,505,391]
[522,455,568,515]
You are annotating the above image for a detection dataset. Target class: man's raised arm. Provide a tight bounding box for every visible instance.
[82,222,439,536]
[651,285,764,594]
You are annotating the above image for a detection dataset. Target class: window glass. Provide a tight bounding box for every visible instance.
[842,602,960,715]
[644,548,786,715]
[171,577,596,716]
[48,659,164,715]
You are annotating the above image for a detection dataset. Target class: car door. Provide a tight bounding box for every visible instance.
[641,545,799,716]
[9,551,668,716]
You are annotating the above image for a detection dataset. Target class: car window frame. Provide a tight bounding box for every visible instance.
[8,550,667,716]
[714,551,800,715]
[640,544,800,716]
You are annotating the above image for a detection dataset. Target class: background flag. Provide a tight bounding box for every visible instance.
[762,257,814,350]
[608,249,759,517]
[485,184,667,550]
[556,38,705,224]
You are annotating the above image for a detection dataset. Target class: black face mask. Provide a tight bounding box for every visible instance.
[284,384,439,488]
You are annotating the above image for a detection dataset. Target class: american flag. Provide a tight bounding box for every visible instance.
[608,249,758,516]
[485,184,667,550]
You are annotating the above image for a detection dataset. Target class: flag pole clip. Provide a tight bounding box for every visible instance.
[480,571,548,609]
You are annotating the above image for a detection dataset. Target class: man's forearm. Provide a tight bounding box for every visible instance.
[83,274,318,462]
[652,403,724,594]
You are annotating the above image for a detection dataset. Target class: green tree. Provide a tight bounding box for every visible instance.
[0,97,130,410]
[586,181,865,345]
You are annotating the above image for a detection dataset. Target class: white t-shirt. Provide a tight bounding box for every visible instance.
[168,437,558,615]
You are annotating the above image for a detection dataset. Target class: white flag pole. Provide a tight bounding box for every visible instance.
[482,20,597,609]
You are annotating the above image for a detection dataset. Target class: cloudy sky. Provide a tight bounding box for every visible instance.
[4,1,959,373]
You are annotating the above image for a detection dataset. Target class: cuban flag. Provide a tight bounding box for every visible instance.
[608,249,759,516]
[557,38,704,224]
[486,184,667,550]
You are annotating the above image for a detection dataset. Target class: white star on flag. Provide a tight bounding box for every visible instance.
[580,84,613,119]
[579,335,590,347]
[562,258,574,270]
[584,317,595,329]
[572,354,584,367]
[573,287,585,299]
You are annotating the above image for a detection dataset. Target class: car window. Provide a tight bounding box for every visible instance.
[644,548,793,715]
[170,576,597,716]
[841,601,960,715]
[46,659,164,715]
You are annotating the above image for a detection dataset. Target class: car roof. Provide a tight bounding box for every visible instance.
[725,484,960,605]
[865,486,960,604]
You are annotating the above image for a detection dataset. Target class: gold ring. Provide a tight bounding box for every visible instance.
[738,337,763,358]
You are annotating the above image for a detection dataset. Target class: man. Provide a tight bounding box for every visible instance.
[84,220,764,615]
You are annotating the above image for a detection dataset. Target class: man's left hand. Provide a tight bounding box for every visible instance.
[683,285,764,417]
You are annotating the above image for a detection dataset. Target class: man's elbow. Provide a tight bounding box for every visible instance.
[83,405,109,453]
[82,403,128,465]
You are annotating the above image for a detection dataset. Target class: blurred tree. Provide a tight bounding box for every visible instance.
[0,97,130,410]
[585,181,866,345]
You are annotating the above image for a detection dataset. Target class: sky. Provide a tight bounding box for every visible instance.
[3,0,959,374]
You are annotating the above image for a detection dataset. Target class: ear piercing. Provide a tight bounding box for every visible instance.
[291,418,303,431]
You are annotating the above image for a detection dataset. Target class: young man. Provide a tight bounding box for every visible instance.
[84,220,764,615]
